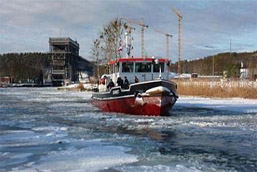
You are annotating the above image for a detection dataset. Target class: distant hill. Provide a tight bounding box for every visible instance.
[170,51,257,77]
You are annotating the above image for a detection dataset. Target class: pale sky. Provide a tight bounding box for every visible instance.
[0,0,256,62]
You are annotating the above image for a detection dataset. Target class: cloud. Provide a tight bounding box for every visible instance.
[0,0,256,61]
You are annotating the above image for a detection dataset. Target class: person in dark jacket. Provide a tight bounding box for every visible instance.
[107,79,115,90]
[134,76,139,83]
[117,77,123,88]
[123,76,129,89]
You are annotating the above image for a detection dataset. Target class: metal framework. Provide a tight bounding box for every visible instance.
[49,37,80,86]
[154,29,173,59]
[170,6,182,74]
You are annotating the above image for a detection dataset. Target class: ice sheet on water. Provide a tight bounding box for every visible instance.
[32,126,68,132]
[0,153,34,169]
[1,88,257,172]
[115,164,203,172]
[10,139,137,172]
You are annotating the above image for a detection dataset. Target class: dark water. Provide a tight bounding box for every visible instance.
[0,88,257,172]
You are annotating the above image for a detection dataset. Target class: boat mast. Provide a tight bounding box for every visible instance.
[125,26,134,58]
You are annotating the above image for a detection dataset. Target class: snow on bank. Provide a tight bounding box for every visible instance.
[57,83,97,91]
[176,96,257,113]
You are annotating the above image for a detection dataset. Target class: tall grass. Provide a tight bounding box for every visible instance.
[77,82,86,91]
[175,79,257,99]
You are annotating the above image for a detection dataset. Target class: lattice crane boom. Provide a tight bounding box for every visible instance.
[170,6,182,74]
[154,29,173,59]
[170,6,182,19]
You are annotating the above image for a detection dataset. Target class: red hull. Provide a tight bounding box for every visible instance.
[92,95,175,116]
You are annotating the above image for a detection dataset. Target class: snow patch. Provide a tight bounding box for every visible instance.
[176,96,257,113]
[146,86,170,95]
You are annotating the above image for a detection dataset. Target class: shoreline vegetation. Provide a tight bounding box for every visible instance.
[175,79,257,99]
[57,79,257,99]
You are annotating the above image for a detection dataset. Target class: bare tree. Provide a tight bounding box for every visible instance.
[98,18,128,61]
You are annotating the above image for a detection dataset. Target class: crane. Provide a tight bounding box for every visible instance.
[121,17,148,58]
[170,6,182,74]
[154,29,173,59]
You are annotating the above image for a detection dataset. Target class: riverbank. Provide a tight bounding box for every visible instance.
[57,83,96,91]
[176,79,257,99]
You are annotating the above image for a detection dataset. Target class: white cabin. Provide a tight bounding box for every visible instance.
[107,57,170,85]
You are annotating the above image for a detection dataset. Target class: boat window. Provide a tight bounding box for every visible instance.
[135,63,151,73]
[122,62,133,73]
[109,65,114,73]
[153,63,164,72]
[115,63,119,73]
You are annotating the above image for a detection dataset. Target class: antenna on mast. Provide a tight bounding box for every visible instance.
[124,25,135,58]
[120,17,148,58]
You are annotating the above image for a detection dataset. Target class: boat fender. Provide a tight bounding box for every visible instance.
[134,91,139,97]
[135,93,144,105]
[134,91,142,98]
[137,93,142,98]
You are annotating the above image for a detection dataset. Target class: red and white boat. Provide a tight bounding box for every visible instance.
[92,57,178,116]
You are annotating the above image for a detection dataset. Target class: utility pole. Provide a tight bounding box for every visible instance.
[154,29,173,59]
[94,39,100,80]
[230,39,232,59]
[212,55,214,76]
[205,45,215,76]
[170,6,182,74]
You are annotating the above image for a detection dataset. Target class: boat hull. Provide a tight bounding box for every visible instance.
[92,95,176,116]
[91,79,178,116]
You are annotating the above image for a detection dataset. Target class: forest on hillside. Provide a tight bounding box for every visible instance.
[0,51,256,83]
[170,51,257,78]
[0,53,51,83]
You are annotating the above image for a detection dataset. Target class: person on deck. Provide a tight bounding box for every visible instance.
[123,76,129,89]
[134,76,139,83]
[117,77,123,88]
[107,79,115,90]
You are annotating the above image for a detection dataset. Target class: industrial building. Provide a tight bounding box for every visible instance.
[49,37,92,86]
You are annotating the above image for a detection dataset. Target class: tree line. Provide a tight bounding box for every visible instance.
[170,51,257,78]
[0,52,51,83]
[1,51,256,83]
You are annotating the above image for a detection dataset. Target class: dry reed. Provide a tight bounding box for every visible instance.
[175,79,257,99]
[77,82,85,91]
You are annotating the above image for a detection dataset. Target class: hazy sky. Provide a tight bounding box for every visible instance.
[0,0,256,61]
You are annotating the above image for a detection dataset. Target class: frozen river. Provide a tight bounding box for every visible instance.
[0,87,257,172]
